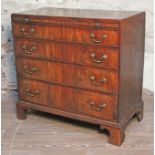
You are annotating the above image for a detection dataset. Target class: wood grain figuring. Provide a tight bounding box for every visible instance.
[11,7,145,146]
[16,58,118,94]
[12,16,120,29]
[48,62,118,94]
[13,23,119,46]
[15,38,119,70]
[46,42,118,69]
[49,84,117,121]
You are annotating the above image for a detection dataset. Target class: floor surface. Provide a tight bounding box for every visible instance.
[1,89,154,155]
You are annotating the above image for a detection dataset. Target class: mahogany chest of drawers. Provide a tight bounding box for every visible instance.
[11,7,145,146]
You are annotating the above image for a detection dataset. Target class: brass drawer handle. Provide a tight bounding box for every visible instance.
[24,18,29,23]
[89,75,107,86]
[23,65,39,74]
[89,101,106,111]
[25,89,40,97]
[20,28,35,36]
[90,33,107,43]
[90,53,107,64]
[22,45,37,54]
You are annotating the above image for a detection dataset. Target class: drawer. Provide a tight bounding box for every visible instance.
[12,15,119,29]
[17,58,118,94]
[13,23,119,46]
[14,38,47,58]
[16,58,49,81]
[15,38,118,70]
[19,79,49,105]
[49,62,118,94]
[49,85,117,121]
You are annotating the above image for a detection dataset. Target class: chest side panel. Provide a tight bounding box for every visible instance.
[118,13,145,121]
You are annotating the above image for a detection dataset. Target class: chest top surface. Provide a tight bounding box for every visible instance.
[13,7,143,20]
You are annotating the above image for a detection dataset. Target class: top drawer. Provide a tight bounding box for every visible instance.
[12,22,119,47]
[12,15,120,29]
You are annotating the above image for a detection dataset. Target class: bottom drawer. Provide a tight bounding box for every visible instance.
[19,79,117,121]
[19,79,49,106]
[50,85,118,121]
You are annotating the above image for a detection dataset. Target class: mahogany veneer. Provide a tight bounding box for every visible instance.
[11,7,145,146]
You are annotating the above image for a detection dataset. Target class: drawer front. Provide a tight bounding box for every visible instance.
[16,58,49,81]
[19,79,48,105]
[50,85,117,121]
[14,38,47,58]
[49,62,118,94]
[17,58,118,94]
[13,23,119,46]
[12,16,119,29]
[15,39,118,70]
